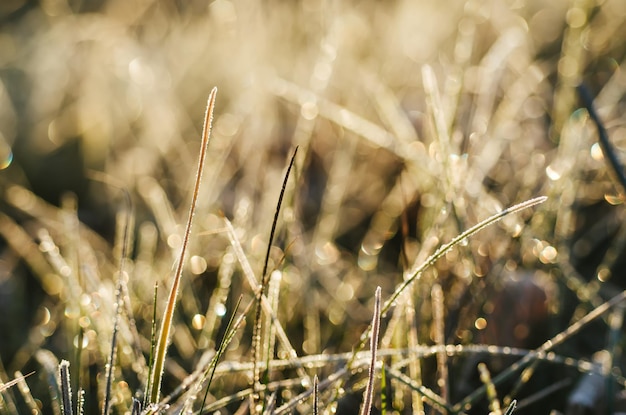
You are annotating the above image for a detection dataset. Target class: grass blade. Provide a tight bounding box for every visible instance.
[252,147,298,407]
[577,83,626,194]
[360,286,382,415]
[148,87,218,404]
[312,375,319,415]
[58,360,73,415]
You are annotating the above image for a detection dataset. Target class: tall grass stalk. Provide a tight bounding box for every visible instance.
[148,87,217,404]
[252,147,298,409]
[359,287,382,415]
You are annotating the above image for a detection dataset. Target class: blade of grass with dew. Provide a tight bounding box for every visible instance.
[347,196,547,372]
[478,363,502,415]
[0,372,34,394]
[148,87,218,404]
[58,360,73,415]
[76,389,84,415]
[103,188,133,415]
[252,147,298,408]
[198,296,252,413]
[360,287,382,415]
[143,282,158,407]
[431,283,448,406]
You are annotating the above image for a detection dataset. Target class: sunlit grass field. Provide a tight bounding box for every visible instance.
[1,0,626,414]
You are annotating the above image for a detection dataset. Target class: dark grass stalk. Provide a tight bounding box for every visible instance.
[360,287,382,415]
[455,289,626,411]
[132,398,142,415]
[58,360,73,415]
[252,146,298,408]
[199,296,250,412]
[577,84,626,194]
[148,87,217,404]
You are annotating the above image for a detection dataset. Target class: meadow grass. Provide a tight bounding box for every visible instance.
[1,1,626,414]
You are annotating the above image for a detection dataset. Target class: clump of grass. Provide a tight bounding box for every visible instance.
[1,1,626,415]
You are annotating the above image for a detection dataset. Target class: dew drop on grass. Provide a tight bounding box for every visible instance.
[192,314,205,330]
[545,164,561,180]
[215,303,227,317]
[0,148,13,170]
[73,334,89,348]
[190,255,207,274]
[65,305,80,319]
[474,317,487,330]
[590,142,604,161]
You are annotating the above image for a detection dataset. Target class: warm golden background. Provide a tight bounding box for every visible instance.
[1,0,626,414]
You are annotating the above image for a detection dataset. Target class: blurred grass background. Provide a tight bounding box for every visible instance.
[1,0,626,414]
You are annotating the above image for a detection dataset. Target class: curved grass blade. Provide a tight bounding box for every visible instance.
[252,147,298,407]
[148,87,218,404]
[347,196,547,372]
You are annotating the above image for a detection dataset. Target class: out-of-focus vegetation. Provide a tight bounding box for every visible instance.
[1,0,626,414]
